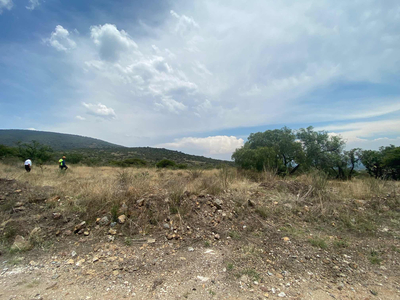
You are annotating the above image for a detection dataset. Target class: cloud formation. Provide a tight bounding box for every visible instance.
[26,0,40,10]
[82,102,116,120]
[0,0,13,14]
[44,25,76,52]
[90,24,138,61]
[158,136,244,157]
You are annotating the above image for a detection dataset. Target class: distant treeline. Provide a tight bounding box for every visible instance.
[232,126,400,180]
[0,141,229,169]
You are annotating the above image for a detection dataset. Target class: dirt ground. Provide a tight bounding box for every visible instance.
[1,177,400,300]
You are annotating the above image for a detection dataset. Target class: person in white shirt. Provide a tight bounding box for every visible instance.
[24,159,32,172]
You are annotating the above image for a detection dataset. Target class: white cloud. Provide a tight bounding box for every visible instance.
[158,135,244,158]
[26,0,40,10]
[75,115,86,121]
[44,25,76,52]
[82,102,116,119]
[170,10,199,36]
[0,0,13,14]
[155,97,187,114]
[90,24,138,61]
[317,119,400,150]
[26,128,36,131]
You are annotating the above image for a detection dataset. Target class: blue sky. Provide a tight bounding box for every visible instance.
[1,0,400,159]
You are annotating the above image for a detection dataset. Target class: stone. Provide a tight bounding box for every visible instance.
[64,230,72,236]
[137,198,145,206]
[71,251,77,257]
[110,222,117,227]
[213,199,223,209]
[99,216,109,226]
[278,292,286,297]
[52,213,62,220]
[197,276,210,282]
[76,259,85,266]
[109,229,117,235]
[247,199,255,207]
[214,234,220,240]
[14,202,24,207]
[163,223,170,229]
[93,257,99,262]
[74,221,86,233]
[108,235,115,242]
[282,237,290,242]
[66,259,74,265]
[188,247,194,252]
[84,231,90,236]
[117,215,126,224]
[47,196,60,203]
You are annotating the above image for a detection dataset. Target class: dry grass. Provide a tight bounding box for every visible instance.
[1,163,399,237]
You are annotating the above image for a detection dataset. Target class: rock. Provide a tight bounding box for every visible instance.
[278,292,286,297]
[14,202,24,207]
[93,257,99,262]
[108,235,115,242]
[213,199,223,209]
[110,222,117,227]
[76,259,85,266]
[247,199,255,207]
[147,238,156,244]
[137,198,145,206]
[99,216,109,226]
[64,230,72,236]
[163,223,170,229]
[96,218,101,224]
[84,231,90,236]
[240,274,250,284]
[282,237,290,242]
[66,259,74,265]
[197,276,210,282]
[109,229,117,235]
[74,221,86,233]
[52,213,62,220]
[214,234,220,240]
[188,247,194,252]
[117,215,126,224]
[14,206,26,212]
[47,196,60,203]
[15,189,22,193]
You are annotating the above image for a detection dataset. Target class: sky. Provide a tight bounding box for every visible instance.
[0,0,400,160]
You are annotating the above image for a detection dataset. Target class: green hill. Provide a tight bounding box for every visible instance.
[0,129,122,150]
[0,130,230,167]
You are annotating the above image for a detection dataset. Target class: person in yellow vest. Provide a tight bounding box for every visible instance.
[59,156,68,170]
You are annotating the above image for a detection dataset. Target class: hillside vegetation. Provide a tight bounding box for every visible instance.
[0,130,229,167]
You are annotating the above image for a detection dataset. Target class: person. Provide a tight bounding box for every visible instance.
[59,156,68,170]
[24,158,32,172]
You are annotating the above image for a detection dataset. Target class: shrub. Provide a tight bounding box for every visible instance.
[156,159,176,168]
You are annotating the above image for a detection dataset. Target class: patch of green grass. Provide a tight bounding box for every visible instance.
[239,268,260,281]
[309,237,328,249]
[390,245,400,253]
[255,207,269,219]
[334,239,349,248]
[204,240,211,247]
[228,231,241,240]
[111,204,119,222]
[124,237,132,246]
[369,250,382,265]
[208,290,216,296]
[227,263,234,271]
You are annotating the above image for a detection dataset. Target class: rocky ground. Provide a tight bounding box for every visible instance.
[1,177,400,299]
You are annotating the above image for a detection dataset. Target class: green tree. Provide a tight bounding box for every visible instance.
[233,127,304,174]
[16,140,53,166]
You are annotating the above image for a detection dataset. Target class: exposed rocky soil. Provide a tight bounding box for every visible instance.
[1,178,400,299]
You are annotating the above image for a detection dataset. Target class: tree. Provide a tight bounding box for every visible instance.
[233,127,304,174]
[296,126,345,174]
[16,140,53,166]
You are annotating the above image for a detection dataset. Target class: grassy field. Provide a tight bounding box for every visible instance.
[1,162,398,237]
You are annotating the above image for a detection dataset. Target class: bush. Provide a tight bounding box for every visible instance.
[156,159,176,168]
